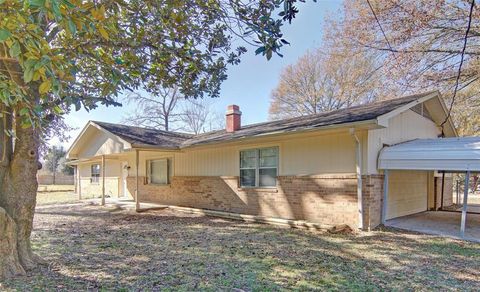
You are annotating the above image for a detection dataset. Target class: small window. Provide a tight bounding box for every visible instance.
[240,147,278,188]
[147,158,170,185]
[91,164,100,184]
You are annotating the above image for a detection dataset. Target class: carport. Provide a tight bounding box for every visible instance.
[378,137,480,239]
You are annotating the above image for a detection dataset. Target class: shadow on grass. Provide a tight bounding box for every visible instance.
[4,205,480,291]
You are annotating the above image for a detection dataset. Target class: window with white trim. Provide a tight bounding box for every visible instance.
[91,164,100,184]
[240,147,278,187]
[147,158,170,185]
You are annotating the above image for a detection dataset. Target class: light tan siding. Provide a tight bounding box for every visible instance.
[77,129,126,159]
[367,109,441,174]
[281,132,358,175]
[387,170,428,219]
[171,131,361,177]
[78,160,122,197]
[175,146,237,176]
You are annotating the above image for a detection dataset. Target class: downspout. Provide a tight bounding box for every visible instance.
[350,128,364,230]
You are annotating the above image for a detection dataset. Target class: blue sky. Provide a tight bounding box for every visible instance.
[60,1,342,147]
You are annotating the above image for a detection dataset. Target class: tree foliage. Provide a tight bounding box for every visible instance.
[43,145,71,175]
[336,0,480,134]
[1,0,311,129]
[0,0,314,279]
[269,14,384,119]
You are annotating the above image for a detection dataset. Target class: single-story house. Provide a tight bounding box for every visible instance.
[66,91,458,230]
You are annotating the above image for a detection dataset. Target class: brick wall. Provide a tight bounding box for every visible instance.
[362,174,384,230]
[127,174,385,229]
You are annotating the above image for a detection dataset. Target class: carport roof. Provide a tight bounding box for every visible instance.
[378,137,480,171]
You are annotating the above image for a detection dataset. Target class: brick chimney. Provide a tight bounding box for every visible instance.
[226,105,241,132]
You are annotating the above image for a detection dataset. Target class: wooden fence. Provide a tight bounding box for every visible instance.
[37,173,74,185]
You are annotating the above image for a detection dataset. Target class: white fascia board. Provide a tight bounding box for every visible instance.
[376,91,440,128]
[66,121,94,159]
[66,121,133,159]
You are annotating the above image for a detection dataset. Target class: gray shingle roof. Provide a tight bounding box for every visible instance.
[92,121,192,148]
[94,92,434,149]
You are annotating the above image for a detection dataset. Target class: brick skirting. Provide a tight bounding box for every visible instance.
[127,174,384,229]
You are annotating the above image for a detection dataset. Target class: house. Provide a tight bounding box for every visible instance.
[66,91,458,230]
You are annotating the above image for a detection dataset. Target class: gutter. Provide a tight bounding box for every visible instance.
[350,128,364,230]
[181,119,380,150]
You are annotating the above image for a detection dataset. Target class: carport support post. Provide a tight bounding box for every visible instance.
[460,171,470,238]
[135,149,140,211]
[101,155,105,206]
[382,169,389,225]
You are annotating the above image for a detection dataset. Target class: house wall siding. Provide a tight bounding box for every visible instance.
[77,161,122,198]
[76,127,127,159]
[386,170,429,220]
[173,131,363,176]
[367,109,441,175]
[434,175,454,209]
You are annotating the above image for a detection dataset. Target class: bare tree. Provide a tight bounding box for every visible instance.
[269,22,385,119]
[179,100,225,134]
[123,87,183,131]
[336,0,480,134]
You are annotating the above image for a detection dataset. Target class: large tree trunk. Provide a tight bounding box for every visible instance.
[0,42,43,279]
[0,108,41,279]
[0,207,24,278]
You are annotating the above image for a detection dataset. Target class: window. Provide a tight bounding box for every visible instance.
[240,147,278,187]
[91,164,100,183]
[147,158,170,185]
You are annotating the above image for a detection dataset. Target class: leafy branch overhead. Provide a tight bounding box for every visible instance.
[0,0,310,130]
[0,0,311,279]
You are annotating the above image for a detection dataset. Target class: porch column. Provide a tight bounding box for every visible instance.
[101,155,105,206]
[77,166,82,200]
[382,169,389,225]
[73,165,77,194]
[135,149,140,211]
[460,171,470,238]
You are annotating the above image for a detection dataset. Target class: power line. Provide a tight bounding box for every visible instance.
[441,0,476,132]
[366,0,395,54]
[365,0,409,88]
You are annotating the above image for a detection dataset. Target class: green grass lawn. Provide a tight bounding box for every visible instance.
[2,203,479,291]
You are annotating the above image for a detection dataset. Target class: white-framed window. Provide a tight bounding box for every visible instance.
[91,164,100,184]
[147,158,170,185]
[240,147,278,188]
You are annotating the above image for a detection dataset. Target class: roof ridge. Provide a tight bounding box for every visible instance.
[88,90,439,149]
[224,91,437,132]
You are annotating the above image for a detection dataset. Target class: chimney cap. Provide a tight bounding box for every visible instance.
[226,104,241,115]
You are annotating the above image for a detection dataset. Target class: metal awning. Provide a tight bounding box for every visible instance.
[378,136,480,239]
[378,137,480,172]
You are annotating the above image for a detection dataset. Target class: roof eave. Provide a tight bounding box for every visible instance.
[180,119,380,149]
[66,121,133,159]
[376,91,439,127]
[130,144,182,151]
